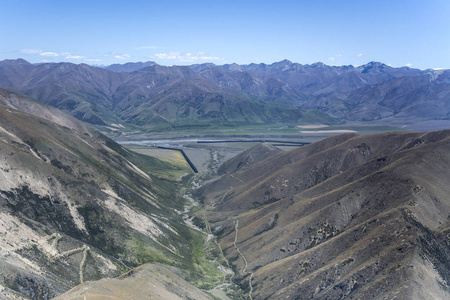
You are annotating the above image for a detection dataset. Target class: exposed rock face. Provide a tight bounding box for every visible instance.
[53,263,214,300]
[0,90,197,298]
[199,130,450,299]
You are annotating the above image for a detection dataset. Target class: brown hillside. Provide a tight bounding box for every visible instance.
[200,130,450,299]
[0,92,201,298]
[53,264,213,300]
[218,143,283,175]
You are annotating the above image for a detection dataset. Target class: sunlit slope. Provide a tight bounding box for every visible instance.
[0,91,202,298]
[0,87,90,132]
[200,130,450,299]
[217,143,283,175]
[53,264,214,300]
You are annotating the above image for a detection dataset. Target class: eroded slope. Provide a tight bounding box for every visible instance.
[0,94,200,298]
[200,131,450,299]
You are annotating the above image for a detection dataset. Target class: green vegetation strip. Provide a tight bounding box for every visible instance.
[157,146,198,173]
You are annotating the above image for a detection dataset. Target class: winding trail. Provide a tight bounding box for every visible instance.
[57,245,86,258]
[233,218,253,300]
[79,246,89,283]
[54,244,91,283]
[214,188,232,207]
[230,174,246,185]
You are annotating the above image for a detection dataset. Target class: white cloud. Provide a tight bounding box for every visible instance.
[65,54,85,59]
[23,49,101,63]
[40,52,59,57]
[18,48,100,64]
[357,53,363,58]
[328,57,336,62]
[114,54,131,59]
[154,52,180,60]
[405,63,412,67]
[154,51,222,62]
[20,49,42,54]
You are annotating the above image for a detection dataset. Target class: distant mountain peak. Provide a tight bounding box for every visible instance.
[277,59,293,64]
[310,61,327,68]
[223,63,243,72]
[1,58,32,65]
[358,61,391,73]
[271,59,293,69]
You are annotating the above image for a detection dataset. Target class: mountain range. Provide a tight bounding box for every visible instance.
[1,59,449,129]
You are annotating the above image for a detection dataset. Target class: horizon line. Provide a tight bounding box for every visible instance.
[2,57,445,71]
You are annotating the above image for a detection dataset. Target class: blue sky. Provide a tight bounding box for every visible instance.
[1,0,449,69]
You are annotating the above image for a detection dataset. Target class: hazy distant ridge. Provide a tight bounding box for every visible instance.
[0,59,449,128]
